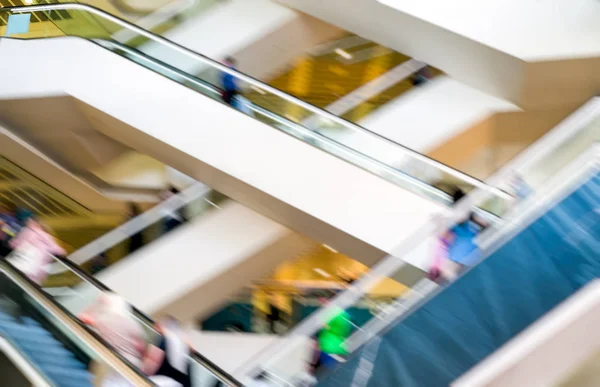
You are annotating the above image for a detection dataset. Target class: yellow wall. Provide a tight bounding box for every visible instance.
[252,246,409,314]
[427,104,579,179]
[521,57,600,110]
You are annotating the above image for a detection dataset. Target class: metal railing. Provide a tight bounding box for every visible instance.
[3,3,511,207]
[235,98,600,382]
[344,142,600,356]
[97,39,507,224]
[51,182,213,274]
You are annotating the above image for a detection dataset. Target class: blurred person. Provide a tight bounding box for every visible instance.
[8,217,66,284]
[410,65,432,86]
[81,294,183,387]
[430,189,487,281]
[428,231,450,282]
[292,338,319,386]
[0,207,30,257]
[160,186,187,234]
[15,207,33,225]
[126,203,144,254]
[510,174,532,200]
[336,268,357,287]
[90,252,109,275]
[233,94,254,116]
[0,205,20,257]
[221,56,239,106]
[144,316,192,387]
[247,371,274,387]
[317,298,351,370]
[80,293,146,367]
[80,292,147,386]
[266,292,282,333]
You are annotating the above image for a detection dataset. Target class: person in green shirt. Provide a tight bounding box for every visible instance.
[317,304,351,369]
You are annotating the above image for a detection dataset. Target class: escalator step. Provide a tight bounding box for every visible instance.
[29,352,84,369]
[52,379,94,387]
[10,330,59,344]
[45,365,92,379]
[21,339,74,357]
[4,331,58,346]
[47,376,94,387]
[21,317,41,327]
[0,320,52,335]
[46,370,93,387]
[0,327,53,342]
[0,311,15,321]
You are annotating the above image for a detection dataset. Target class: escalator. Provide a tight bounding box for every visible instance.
[0,260,152,386]
[231,111,600,383]
[0,250,241,386]
[0,3,512,269]
[315,147,600,386]
[0,5,596,385]
[45,183,314,322]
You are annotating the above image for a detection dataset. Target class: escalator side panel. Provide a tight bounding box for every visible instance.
[318,173,600,387]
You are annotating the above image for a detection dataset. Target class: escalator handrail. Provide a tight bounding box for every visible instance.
[5,2,509,199]
[236,138,600,378]
[476,141,600,253]
[97,39,504,225]
[48,254,243,386]
[96,40,452,205]
[0,260,154,386]
[247,147,600,380]
[341,142,600,363]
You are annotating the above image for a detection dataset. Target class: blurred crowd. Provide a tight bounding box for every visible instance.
[0,171,533,387]
[0,205,65,285]
[0,204,199,387]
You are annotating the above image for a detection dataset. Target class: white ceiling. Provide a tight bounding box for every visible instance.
[377,0,600,60]
[0,96,132,172]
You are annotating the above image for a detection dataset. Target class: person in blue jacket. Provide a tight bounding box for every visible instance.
[221,56,239,106]
[442,189,488,279]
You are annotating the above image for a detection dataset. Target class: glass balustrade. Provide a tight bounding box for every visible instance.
[46,184,226,288]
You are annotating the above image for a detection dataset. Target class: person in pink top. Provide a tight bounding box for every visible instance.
[80,293,147,366]
[80,293,182,387]
[80,293,148,387]
[8,217,66,285]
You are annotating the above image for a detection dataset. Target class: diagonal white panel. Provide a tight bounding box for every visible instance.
[0,37,445,269]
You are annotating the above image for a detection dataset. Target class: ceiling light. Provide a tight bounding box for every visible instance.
[334,48,353,60]
[323,244,338,253]
[251,86,266,95]
[203,198,221,209]
[313,268,331,278]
